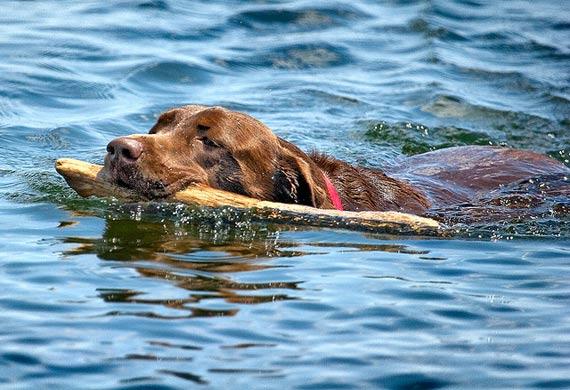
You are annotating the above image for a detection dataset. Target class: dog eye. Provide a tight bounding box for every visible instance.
[198,137,220,148]
[196,124,210,132]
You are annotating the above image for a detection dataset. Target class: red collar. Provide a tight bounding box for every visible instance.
[322,173,344,211]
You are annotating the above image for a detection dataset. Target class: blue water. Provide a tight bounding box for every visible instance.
[1,0,570,388]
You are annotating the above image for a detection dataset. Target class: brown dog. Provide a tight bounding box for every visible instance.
[102,105,569,215]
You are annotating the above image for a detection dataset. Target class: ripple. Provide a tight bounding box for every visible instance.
[1,352,42,366]
[125,60,213,91]
[470,30,570,59]
[319,356,370,367]
[408,17,467,41]
[137,0,170,11]
[217,327,287,343]
[209,368,280,374]
[26,74,116,101]
[329,306,401,320]
[532,379,570,389]
[369,373,452,389]
[286,301,338,313]
[432,308,484,321]
[0,298,77,313]
[158,370,208,385]
[0,97,21,121]
[10,33,114,62]
[25,127,72,150]
[436,61,554,96]
[223,43,351,70]
[297,381,356,390]
[392,288,454,301]
[394,317,436,330]
[231,5,368,32]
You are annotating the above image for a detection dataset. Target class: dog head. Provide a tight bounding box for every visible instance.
[102,105,332,207]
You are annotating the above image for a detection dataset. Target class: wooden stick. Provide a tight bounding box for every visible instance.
[55,158,442,235]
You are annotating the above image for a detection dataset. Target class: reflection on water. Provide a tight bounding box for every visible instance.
[62,216,431,319]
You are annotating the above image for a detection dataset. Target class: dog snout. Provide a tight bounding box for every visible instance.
[106,137,143,162]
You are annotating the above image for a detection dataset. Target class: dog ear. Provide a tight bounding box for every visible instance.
[273,139,329,208]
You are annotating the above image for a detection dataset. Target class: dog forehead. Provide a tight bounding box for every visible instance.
[158,105,206,120]
[191,107,276,139]
[151,105,206,129]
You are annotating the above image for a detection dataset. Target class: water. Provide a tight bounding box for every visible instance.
[1,0,569,388]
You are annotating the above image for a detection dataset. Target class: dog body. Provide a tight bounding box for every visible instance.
[102,105,569,215]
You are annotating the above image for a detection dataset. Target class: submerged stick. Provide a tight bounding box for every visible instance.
[55,158,442,235]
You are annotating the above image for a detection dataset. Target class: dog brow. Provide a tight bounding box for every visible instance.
[149,110,178,134]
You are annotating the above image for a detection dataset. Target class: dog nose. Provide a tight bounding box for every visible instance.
[106,137,143,162]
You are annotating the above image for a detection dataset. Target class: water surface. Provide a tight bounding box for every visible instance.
[1,0,569,388]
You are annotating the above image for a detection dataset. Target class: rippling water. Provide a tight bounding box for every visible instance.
[1,1,569,388]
